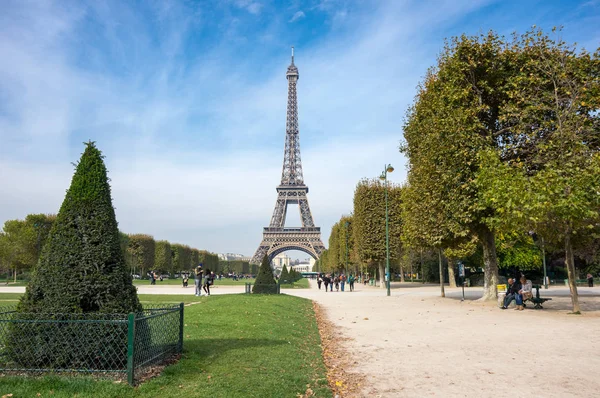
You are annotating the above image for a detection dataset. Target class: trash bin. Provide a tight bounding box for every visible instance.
[497,284,507,308]
[497,292,506,308]
[369,279,375,286]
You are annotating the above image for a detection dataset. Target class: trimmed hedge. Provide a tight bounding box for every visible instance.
[18,142,141,314]
[11,142,142,368]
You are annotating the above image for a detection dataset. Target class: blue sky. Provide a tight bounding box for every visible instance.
[1,0,599,259]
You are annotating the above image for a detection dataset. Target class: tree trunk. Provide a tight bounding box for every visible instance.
[447,259,457,288]
[438,248,445,297]
[478,225,499,301]
[565,230,581,313]
[378,262,385,288]
[400,265,405,282]
[410,261,414,282]
[14,268,17,283]
[420,248,425,284]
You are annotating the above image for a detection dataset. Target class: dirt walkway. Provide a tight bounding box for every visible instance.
[288,281,600,398]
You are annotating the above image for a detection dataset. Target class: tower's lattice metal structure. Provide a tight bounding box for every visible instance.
[251,48,326,264]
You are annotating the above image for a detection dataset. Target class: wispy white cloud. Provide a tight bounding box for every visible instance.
[2,0,596,258]
[289,11,306,23]
[233,0,263,15]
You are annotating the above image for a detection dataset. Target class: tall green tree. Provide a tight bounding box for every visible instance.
[328,222,341,271]
[353,179,403,288]
[19,142,141,314]
[477,31,600,313]
[154,240,172,275]
[338,215,355,273]
[0,214,56,281]
[127,234,155,277]
[402,32,520,300]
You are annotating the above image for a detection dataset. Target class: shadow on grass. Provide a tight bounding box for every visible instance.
[175,338,288,372]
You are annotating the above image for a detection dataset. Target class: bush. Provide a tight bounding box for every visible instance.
[253,255,278,294]
[11,142,142,367]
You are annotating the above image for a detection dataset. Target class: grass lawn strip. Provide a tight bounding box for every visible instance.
[0,294,331,398]
[313,301,365,397]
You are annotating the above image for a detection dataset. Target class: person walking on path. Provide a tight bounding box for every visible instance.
[323,274,331,292]
[194,265,203,296]
[334,275,340,291]
[588,273,594,287]
[203,270,215,296]
[340,274,347,292]
[348,274,355,292]
[317,275,323,290]
[150,271,156,285]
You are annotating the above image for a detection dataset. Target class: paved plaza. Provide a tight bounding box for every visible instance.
[2,281,599,397]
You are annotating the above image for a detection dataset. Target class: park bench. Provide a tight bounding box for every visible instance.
[523,284,552,309]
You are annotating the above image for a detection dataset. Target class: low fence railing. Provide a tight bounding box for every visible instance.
[0,303,183,385]
[245,283,280,294]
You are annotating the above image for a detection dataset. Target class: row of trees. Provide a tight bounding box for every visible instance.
[317,179,403,287]
[122,233,219,277]
[318,29,600,313]
[1,215,221,281]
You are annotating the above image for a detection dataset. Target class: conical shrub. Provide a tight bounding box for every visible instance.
[19,142,141,314]
[280,265,290,283]
[9,142,142,369]
[252,255,277,294]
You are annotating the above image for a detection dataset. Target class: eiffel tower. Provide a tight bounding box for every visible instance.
[250,48,326,264]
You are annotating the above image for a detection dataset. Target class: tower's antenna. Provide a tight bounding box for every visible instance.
[291,46,294,65]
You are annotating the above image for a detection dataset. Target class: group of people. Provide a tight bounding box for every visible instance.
[317,273,356,292]
[149,271,163,285]
[193,265,215,296]
[501,275,533,310]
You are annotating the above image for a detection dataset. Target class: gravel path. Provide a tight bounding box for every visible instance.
[287,281,600,398]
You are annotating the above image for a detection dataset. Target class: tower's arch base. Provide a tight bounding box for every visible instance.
[251,228,325,264]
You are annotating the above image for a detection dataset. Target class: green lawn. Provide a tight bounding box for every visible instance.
[279,278,310,289]
[0,293,330,398]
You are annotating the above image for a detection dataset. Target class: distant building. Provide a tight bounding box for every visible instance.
[271,253,291,271]
[291,257,316,273]
[218,253,251,262]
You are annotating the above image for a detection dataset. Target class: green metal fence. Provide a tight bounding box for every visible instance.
[246,283,281,294]
[0,303,183,385]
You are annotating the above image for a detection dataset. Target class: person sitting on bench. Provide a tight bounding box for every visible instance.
[515,275,532,311]
[502,277,520,309]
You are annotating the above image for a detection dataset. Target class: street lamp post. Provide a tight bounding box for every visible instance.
[541,237,548,289]
[379,164,394,297]
[530,232,549,289]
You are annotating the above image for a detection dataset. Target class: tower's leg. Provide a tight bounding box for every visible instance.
[298,198,315,227]
[251,242,271,265]
[269,198,287,228]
